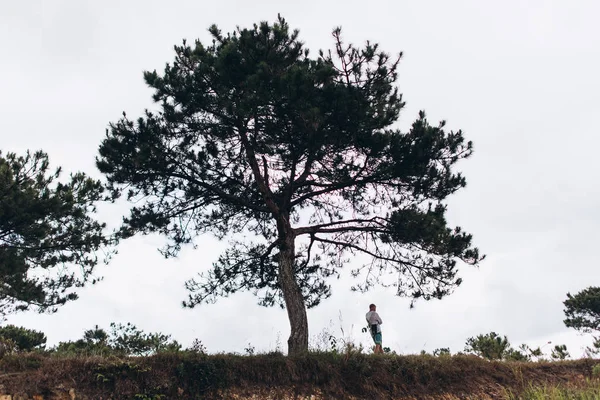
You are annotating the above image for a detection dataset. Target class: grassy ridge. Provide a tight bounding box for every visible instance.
[0,351,597,399]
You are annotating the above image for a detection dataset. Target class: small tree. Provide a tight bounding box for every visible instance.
[551,344,570,360]
[564,287,600,356]
[465,332,510,360]
[0,325,46,352]
[109,322,181,356]
[564,287,600,333]
[0,150,112,317]
[83,325,109,345]
[518,343,544,362]
[52,325,113,356]
[587,338,600,357]
[53,338,113,357]
[186,338,207,354]
[464,333,551,362]
[97,16,481,354]
[433,347,451,357]
[504,346,530,362]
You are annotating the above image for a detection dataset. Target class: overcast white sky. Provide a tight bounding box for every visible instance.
[1,0,599,357]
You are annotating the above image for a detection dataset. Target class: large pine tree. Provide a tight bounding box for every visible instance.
[97,16,481,354]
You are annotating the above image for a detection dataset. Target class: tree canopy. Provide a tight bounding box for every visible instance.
[0,150,111,317]
[551,344,570,360]
[97,16,481,353]
[0,324,46,352]
[464,332,510,360]
[564,286,600,356]
[564,286,600,334]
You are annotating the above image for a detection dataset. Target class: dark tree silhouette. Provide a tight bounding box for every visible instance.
[564,286,600,334]
[97,16,481,354]
[564,286,600,355]
[0,150,111,317]
[0,324,46,351]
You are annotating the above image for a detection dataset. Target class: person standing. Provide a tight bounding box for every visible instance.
[366,303,383,354]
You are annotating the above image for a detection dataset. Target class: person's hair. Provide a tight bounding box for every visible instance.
[369,303,376,309]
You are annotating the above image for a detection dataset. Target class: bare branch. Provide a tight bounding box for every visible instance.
[166,169,269,214]
[313,235,400,265]
[262,155,269,188]
[294,217,388,236]
[298,234,315,271]
[237,125,280,216]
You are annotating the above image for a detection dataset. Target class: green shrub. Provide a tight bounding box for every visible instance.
[0,325,46,352]
[51,322,181,357]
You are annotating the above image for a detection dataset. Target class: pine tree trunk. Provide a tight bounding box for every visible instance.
[278,234,309,355]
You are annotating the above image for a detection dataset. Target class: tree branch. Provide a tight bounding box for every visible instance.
[283,156,298,212]
[166,170,269,214]
[290,166,393,207]
[298,234,315,271]
[262,155,269,188]
[293,152,316,187]
[294,217,388,236]
[237,126,280,216]
[312,235,401,265]
[259,239,280,266]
